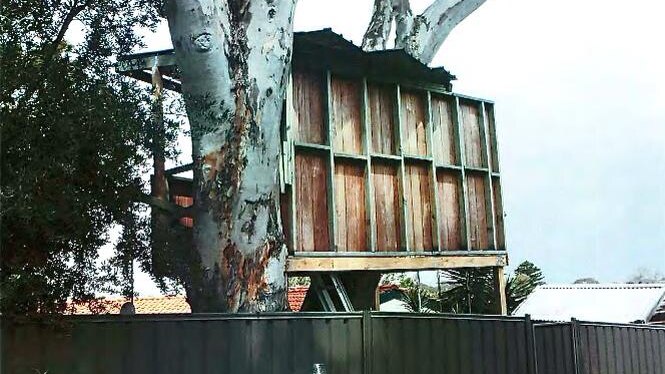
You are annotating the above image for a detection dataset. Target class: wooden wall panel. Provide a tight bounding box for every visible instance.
[331,77,363,154]
[400,91,428,156]
[492,177,505,250]
[485,104,499,172]
[334,160,367,251]
[404,162,433,251]
[371,161,402,252]
[460,101,485,168]
[368,83,397,155]
[431,96,457,165]
[436,171,463,250]
[466,173,490,250]
[293,70,326,144]
[295,152,330,251]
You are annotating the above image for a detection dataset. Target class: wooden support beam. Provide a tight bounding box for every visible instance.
[493,266,508,315]
[286,254,507,272]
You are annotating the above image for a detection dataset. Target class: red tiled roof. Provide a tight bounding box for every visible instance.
[68,287,310,314]
[67,296,191,315]
[288,286,309,311]
[67,284,399,314]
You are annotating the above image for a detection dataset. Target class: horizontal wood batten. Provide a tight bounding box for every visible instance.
[286,254,507,272]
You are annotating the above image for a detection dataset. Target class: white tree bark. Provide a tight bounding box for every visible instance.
[362,0,486,65]
[165,0,295,312]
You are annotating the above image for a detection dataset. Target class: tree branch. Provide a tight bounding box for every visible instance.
[361,0,394,51]
[19,0,94,106]
[408,0,487,64]
[363,0,486,65]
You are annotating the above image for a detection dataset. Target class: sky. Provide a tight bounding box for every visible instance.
[127,0,665,293]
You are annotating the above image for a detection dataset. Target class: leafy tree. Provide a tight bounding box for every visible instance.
[0,0,175,315]
[432,261,545,314]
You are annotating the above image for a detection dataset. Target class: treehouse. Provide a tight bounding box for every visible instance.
[117,29,508,313]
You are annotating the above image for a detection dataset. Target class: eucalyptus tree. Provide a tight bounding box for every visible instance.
[164,0,486,312]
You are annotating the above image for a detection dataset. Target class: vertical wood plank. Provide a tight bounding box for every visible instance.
[400,90,428,156]
[426,91,441,251]
[334,160,367,251]
[405,162,434,251]
[295,152,330,251]
[467,173,490,250]
[325,71,337,251]
[331,76,363,154]
[480,102,498,250]
[431,95,457,165]
[492,177,506,250]
[368,83,397,155]
[396,84,410,251]
[437,171,463,250]
[362,79,376,252]
[460,101,485,168]
[493,267,508,315]
[372,161,402,251]
[485,103,500,172]
[454,96,471,250]
[292,70,325,144]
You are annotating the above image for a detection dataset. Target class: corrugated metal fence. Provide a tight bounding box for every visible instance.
[2,312,535,374]
[535,320,665,374]
[3,313,665,374]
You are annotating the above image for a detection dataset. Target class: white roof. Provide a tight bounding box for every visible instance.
[512,283,665,323]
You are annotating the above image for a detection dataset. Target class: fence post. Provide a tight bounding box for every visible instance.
[571,318,581,374]
[362,311,372,374]
[525,314,539,374]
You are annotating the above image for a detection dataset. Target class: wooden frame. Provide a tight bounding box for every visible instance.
[284,68,505,261]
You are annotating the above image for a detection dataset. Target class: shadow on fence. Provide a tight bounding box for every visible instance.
[2,312,664,374]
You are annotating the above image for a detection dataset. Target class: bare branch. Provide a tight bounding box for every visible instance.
[407,0,487,64]
[363,0,486,65]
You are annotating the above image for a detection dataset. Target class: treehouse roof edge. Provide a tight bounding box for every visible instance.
[116,28,455,91]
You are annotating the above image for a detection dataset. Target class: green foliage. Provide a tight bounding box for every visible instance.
[387,262,546,315]
[0,0,174,315]
[506,261,545,313]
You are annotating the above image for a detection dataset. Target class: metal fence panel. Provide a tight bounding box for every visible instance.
[368,313,535,374]
[2,314,364,374]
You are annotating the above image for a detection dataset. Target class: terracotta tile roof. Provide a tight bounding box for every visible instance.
[287,286,309,312]
[67,296,191,315]
[67,284,399,314]
[68,287,310,314]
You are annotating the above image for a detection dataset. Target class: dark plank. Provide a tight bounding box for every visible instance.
[293,70,326,144]
[295,152,330,251]
[372,161,402,251]
[331,76,363,154]
[437,171,462,250]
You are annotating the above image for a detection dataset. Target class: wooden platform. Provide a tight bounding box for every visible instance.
[286,252,507,273]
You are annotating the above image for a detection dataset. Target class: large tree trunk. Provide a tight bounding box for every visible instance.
[362,0,486,65]
[165,0,295,312]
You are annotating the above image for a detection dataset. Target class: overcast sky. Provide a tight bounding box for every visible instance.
[130,0,665,293]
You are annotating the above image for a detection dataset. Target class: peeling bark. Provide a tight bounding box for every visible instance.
[362,0,486,65]
[165,0,295,312]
